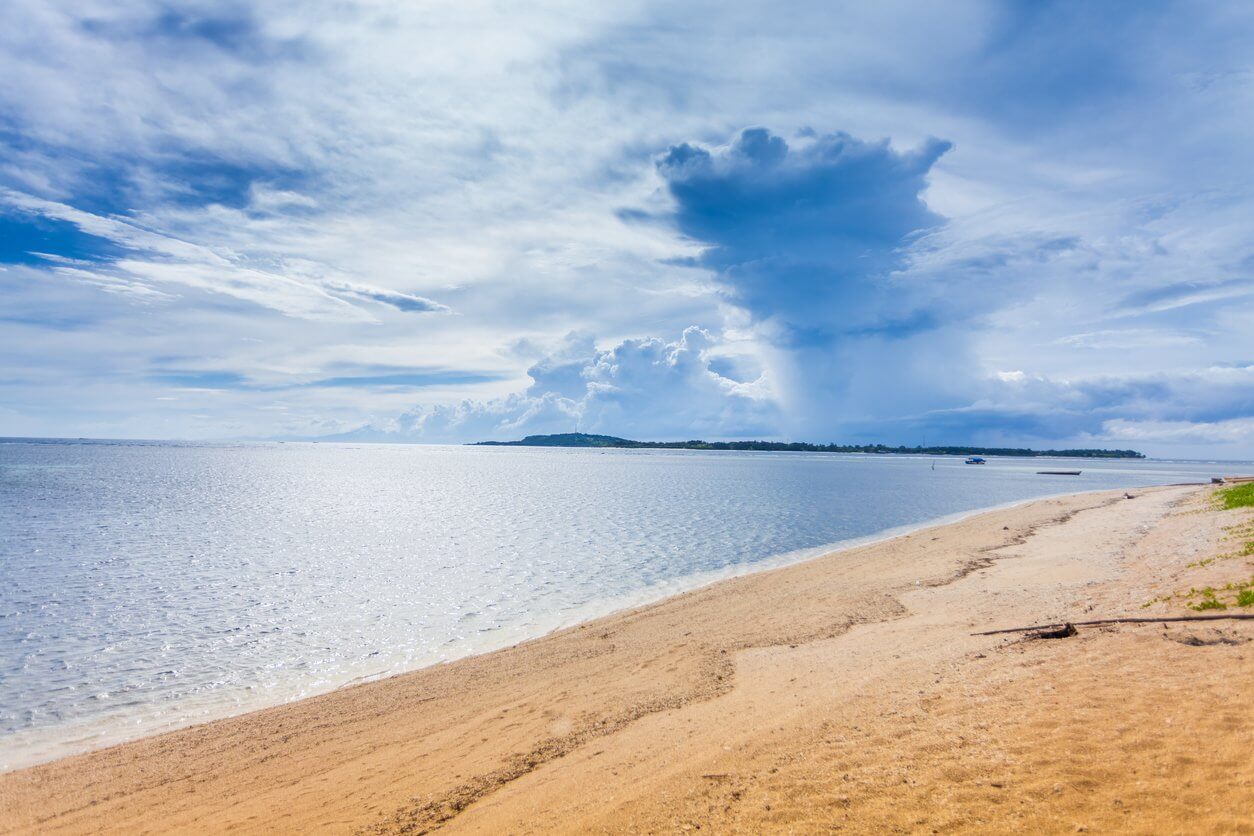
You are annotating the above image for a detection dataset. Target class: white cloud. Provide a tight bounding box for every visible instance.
[342,327,777,442]
[1054,330,1204,350]
[0,2,1251,453]
[1099,417,1254,446]
[1,189,448,320]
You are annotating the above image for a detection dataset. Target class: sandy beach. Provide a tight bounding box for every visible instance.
[2,483,1251,834]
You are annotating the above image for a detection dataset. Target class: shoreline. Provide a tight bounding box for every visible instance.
[0,483,1164,774]
[3,482,1251,833]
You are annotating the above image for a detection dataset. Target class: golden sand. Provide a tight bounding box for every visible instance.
[2,485,1251,834]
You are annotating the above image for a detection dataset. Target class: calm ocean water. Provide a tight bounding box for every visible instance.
[0,440,1241,769]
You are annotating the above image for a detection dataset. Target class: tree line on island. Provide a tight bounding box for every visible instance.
[473,433,1145,459]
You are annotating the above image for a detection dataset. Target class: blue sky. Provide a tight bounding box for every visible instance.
[1,1,1252,457]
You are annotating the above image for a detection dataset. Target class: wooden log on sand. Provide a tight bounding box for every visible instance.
[973,613,1254,636]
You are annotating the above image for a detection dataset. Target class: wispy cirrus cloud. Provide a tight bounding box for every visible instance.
[1,189,447,319]
[150,366,502,391]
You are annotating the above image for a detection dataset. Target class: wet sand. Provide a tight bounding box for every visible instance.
[2,484,1251,833]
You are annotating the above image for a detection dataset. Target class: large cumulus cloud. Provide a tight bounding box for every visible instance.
[340,327,777,443]
[658,128,951,337]
[655,127,976,438]
[333,124,1254,453]
[342,127,972,445]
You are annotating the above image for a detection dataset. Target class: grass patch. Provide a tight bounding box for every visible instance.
[1188,587,1227,611]
[1216,482,1254,509]
[1153,491,1254,607]
[1225,519,1254,537]
[1147,577,1254,611]
[1214,510,1254,562]
[1188,544,1252,567]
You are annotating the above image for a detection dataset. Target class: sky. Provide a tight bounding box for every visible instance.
[1,1,1252,458]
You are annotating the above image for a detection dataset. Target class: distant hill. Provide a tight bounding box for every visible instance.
[473,433,1146,458]
[475,433,632,447]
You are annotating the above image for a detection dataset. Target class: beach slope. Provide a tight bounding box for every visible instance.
[2,484,1251,833]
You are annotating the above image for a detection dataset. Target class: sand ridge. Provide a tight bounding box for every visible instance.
[1,484,1251,834]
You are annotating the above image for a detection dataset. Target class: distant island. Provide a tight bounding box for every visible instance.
[473,433,1146,458]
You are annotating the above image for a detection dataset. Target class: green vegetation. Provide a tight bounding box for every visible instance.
[473,433,1146,458]
[1227,577,1254,606]
[1150,491,1254,610]
[1187,528,1254,567]
[1190,589,1228,611]
[1145,577,1254,610]
[1216,482,1254,509]
[1213,504,1254,561]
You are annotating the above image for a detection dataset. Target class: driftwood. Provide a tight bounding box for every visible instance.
[973,614,1254,636]
[1030,622,1077,639]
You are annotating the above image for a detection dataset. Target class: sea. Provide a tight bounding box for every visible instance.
[0,439,1243,770]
